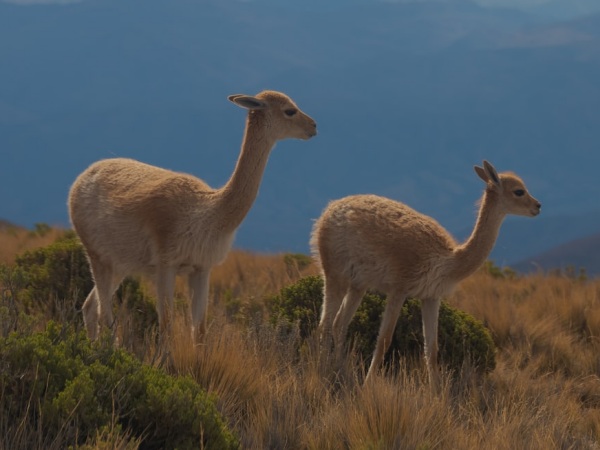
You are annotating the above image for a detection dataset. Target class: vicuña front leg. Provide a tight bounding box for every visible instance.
[421,297,441,390]
[188,268,210,344]
[155,266,177,343]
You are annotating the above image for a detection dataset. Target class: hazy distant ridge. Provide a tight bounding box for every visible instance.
[1,0,599,274]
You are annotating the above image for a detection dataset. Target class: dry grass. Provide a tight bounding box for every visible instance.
[0,223,65,265]
[454,273,600,378]
[194,263,600,449]
[170,260,600,449]
[210,250,318,304]
[2,228,600,449]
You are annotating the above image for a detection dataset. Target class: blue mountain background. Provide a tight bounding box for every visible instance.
[1,0,599,273]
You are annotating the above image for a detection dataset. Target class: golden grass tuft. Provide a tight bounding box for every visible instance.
[209,250,318,305]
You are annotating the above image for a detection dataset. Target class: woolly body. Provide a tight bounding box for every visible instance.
[312,194,458,301]
[70,158,235,275]
[311,161,541,387]
[69,90,317,342]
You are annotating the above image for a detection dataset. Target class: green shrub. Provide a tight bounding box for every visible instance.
[482,260,517,280]
[14,232,93,317]
[117,276,159,337]
[13,236,159,333]
[31,222,52,237]
[266,274,323,339]
[0,322,238,450]
[0,264,34,336]
[267,275,496,374]
[283,253,313,277]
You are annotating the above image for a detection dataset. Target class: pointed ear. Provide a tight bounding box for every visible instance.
[228,94,268,110]
[474,165,488,183]
[475,161,501,188]
[483,160,501,187]
[228,94,244,102]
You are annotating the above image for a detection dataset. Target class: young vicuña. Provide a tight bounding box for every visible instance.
[69,90,317,343]
[310,161,540,387]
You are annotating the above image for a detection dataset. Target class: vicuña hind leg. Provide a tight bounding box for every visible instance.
[85,257,122,340]
[332,285,366,358]
[82,287,100,340]
[318,274,348,351]
[365,292,406,383]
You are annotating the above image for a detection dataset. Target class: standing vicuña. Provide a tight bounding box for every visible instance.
[310,161,540,387]
[69,90,317,343]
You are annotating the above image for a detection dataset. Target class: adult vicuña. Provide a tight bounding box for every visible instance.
[69,90,317,343]
[310,160,540,387]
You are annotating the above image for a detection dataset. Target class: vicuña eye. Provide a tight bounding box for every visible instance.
[514,189,525,197]
[284,109,297,117]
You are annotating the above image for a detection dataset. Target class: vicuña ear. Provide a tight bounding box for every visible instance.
[228,94,268,110]
[483,160,501,187]
[474,161,501,188]
[474,165,488,183]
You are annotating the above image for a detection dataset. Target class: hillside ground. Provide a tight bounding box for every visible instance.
[1,226,599,449]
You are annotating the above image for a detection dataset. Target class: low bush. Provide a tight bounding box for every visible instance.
[267,275,496,374]
[0,322,238,449]
[14,232,92,318]
[12,236,158,334]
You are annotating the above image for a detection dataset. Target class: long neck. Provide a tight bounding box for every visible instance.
[450,190,505,281]
[214,112,276,231]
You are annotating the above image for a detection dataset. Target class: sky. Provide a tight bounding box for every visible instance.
[1,0,598,264]
[0,0,569,6]
[2,0,598,19]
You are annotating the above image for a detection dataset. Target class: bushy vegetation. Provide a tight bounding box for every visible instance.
[9,234,158,335]
[267,275,496,373]
[14,232,92,317]
[1,226,599,449]
[0,322,238,450]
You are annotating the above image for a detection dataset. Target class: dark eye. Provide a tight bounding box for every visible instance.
[514,189,525,197]
[284,109,297,117]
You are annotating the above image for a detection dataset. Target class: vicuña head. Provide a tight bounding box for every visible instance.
[310,160,540,389]
[69,90,316,344]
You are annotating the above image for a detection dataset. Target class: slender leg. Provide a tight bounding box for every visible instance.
[421,297,442,389]
[332,286,366,357]
[365,293,406,382]
[155,265,177,341]
[81,287,99,340]
[318,274,348,351]
[188,268,211,344]
[84,257,122,340]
